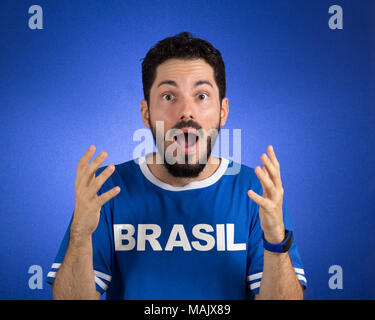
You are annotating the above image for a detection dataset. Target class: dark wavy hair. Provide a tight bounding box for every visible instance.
[141,32,226,106]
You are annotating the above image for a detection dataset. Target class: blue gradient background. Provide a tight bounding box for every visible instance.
[0,0,374,299]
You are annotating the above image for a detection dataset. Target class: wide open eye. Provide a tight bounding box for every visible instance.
[197,93,208,100]
[162,93,174,101]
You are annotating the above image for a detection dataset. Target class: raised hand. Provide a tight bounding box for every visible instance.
[248,145,285,244]
[71,145,121,237]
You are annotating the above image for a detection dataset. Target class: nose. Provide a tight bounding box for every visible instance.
[179,97,196,121]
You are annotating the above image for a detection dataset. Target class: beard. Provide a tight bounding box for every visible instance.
[149,117,221,178]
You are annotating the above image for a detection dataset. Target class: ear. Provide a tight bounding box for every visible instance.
[219,97,229,127]
[140,99,151,129]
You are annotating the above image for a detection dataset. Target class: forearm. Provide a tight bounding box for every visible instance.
[256,250,303,300]
[52,234,100,300]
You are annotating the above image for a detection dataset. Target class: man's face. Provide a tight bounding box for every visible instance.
[141,58,228,178]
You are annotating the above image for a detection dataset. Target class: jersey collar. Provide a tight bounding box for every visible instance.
[136,153,229,191]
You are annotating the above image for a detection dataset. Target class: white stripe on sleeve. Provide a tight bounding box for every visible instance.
[294,267,305,275]
[247,272,262,282]
[250,282,261,290]
[297,274,307,283]
[95,276,108,291]
[94,270,112,282]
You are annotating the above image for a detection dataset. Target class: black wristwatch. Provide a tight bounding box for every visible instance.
[262,230,293,253]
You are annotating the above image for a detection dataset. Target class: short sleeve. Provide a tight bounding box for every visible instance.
[46,166,114,295]
[246,177,307,299]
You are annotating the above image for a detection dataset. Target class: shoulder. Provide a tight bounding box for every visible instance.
[225,159,260,188]
[95,158,139,191]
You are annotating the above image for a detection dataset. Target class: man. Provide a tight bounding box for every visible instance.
[47,32,307,299]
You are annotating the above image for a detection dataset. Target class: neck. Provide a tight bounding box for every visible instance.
[145,152,222,187]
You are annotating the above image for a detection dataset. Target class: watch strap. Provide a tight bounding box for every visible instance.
[262,230,293,253]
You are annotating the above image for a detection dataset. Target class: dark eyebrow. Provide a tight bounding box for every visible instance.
[193,80,213,88]
[157,80,178,88]
[156,79,213,89]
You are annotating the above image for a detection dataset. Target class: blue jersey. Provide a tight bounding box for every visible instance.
[46,155,307,299]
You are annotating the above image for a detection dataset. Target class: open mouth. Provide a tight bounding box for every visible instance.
[173,129,200,154]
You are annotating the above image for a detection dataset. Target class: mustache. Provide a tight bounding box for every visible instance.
[172,119,202,131]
